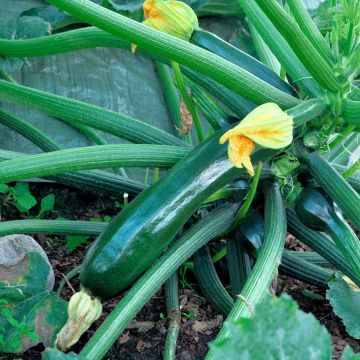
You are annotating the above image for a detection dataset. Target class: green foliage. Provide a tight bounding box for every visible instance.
[38,193,56,219]
[0,182,55,216]
[66,235,90,252]
[42,348,86,359]
[41,348,85,360]
[0,253,67,353]
[210,294,332,360]
[342,346,360,360]
[327,273,360,339]
[0,15,50,73]
[5,182,37,213]
[22,5,80,31]
[0,0,359,357]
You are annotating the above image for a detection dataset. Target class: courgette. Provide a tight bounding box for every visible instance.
[287,208,360,286]
[235,209,331,286]
[295,187,360,279]
[295,139,360,230]
[80,130,273,299]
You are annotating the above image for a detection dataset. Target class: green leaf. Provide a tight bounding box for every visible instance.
[13,192,37,212]
[190,0,242,17]
[10,182,37,212]
[38,193,55,218]
[100,0,144,21]
[0,252,50,303]
[0,292,67,353]
[342,346,360,360]
[327,273,360,339]
[22,5,80,31]
[210,294,331,360]
[42,348,86,359]
[0,252,67,353]
[0,15,50,73]
[0,183,9,194]
[66,235,90,252]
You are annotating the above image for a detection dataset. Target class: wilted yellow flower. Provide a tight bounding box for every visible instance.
[220,103,293,176]
[132,0,198,52]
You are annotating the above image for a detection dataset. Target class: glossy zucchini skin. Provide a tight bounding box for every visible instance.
[80,131,273,299]
[295,187,360,279]
[190,29,295,96]
[295,188,333,231]
[235,210,264,255]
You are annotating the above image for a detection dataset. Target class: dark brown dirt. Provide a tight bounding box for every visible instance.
[0,183,359,360]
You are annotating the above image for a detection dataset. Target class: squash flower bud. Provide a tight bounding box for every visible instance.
[220,103,293,176]
[55,289,102,351]
[132,0,198,52]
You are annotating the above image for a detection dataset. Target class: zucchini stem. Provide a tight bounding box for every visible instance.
[163,272,181,360]
[171,61,205,142]
[206,182,286,359]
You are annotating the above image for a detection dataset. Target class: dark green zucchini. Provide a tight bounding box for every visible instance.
[295,141,360,229]
[80,130,275,298]
[235,210,264,255]
[287,208,360,286]
[190,29,295,96]
[295,187,360,279]
[235,209,333,287]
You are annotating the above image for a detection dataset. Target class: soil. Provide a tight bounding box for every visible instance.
[0,183,359,360]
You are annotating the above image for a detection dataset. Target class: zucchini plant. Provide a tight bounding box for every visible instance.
[0,0,359,359]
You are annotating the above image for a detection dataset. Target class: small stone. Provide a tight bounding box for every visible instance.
[0,234,55,290]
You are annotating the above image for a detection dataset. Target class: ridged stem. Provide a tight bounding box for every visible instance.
[155,61,192,144]
[45,0,300,108]
[0,219,106,237]
[255,0,343,92]
[205,182,286,359]
[296,142,360,229]
[328,125,356,151]
[0,80,187,147]
[194,246,234,315]
[287,208,360,287]
[171,61,204,142]
[163,272,180,360]
[0,149,147,195]
[280,252,333,287]
[343,99,360,125]
[327,216,360,279]
[0,145,189,183]
[80,204,239,359]
[343,159,360,179]
[249,22,281,75]
[184,77,230,130]
[237,0,321,97]
[287,0,334,64]
[0,108,61,152]
[227,237,252,297]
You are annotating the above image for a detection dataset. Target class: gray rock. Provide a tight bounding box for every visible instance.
[0,234,55,290]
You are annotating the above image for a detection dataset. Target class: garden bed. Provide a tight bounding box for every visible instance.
[0,183,359,360]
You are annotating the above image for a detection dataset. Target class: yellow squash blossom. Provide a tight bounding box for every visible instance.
[132,0,198,52]
[220,103,293,176]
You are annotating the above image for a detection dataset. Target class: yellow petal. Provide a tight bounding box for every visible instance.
[142,0,198,42]
[228,135,255,176]
[220,103,293,149]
